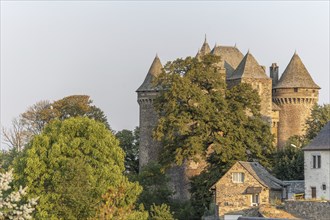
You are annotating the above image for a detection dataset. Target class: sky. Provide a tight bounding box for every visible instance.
[1,1,329,138]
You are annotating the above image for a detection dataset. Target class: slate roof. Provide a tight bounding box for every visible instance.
[228,51,268,80]
[199,37,211,56]
[238,161,287,190]
[303,122,330,151]
[283,180,305,194]
[272,102,281,111]
[211,45,244,77]
[136,55,163,92]
[274,53,320,89]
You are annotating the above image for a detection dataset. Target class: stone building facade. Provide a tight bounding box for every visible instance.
[211,161,287,219]
[136,38,320,200]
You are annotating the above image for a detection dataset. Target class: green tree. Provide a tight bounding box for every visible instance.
[272,136,304,180]
[14,117,124,219]
[304,104,330,141]
[94,176,148,220]
[136,162,173,211]
[116,127,140,174]
[149,203,176,220]
[153,55,275,218]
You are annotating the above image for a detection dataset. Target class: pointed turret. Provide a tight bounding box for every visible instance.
[199,35,211,56]
[211,43,221,56]
[274,53,320,89]
[229,51,268,80]
[137,55,163,92]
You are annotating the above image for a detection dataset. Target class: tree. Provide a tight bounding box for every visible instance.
[94,176,148,220]
[0,169,38,219]
[153,55,275,218]
[136,162,173,211]
[154,55,274,169]
[149,203,176,220]
[116,127,140,174]
[272,136,304,180]
[304,104,330,141]
[14,117,124,219]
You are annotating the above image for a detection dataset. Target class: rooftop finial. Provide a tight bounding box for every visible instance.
[247,49,250,54]
[234,43,237,48]
[294,49,297,55]
[156,53,159,58]
[204,34,207,43]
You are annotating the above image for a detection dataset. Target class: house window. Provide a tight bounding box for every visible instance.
[322,184,326,190]
[312,155,321,168]
[251,194,259,206]
[232,172,244,183]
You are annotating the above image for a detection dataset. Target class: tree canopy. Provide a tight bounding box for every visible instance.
[154,55,274,169]
[116,127,140,174]
[13,117,124,219]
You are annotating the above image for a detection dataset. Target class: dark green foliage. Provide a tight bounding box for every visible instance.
[116,127,140,174]
[304,104,330,141]
[14,117,124,219]
[153,55,275,218]
[136,162,173,210]
[273,136,304,180]
[0,149,21,171]
[149,203,176,220]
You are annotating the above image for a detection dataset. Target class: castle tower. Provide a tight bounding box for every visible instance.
[272,52,320,148]
[136,55,163,170]
[227,51,273,121]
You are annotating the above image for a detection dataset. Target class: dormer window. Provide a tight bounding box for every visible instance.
[294,88,298,92]
[232,172,245,183]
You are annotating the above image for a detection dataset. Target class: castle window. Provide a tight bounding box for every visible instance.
[294,88,298,92]
[232,172,244,183]
[322,184,326,191]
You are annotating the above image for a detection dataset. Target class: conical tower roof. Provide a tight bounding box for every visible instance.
[274,53,320,89]
[199,35,211,56]
[228,51,268,80]
[136,55,163,92]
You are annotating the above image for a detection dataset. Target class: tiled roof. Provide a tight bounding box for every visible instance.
[136,55,163,92]
[211,45,244,77]
[239,161,287,190]
[274,53,320,89]
[228,51,268,80]
[303,122,330,151]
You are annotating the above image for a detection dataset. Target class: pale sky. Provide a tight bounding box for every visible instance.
[1,1,329,139]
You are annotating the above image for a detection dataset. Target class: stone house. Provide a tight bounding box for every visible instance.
[211,161,287,219]
[303,122,330,200]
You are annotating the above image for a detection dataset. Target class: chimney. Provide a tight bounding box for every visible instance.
[270,63,279,87]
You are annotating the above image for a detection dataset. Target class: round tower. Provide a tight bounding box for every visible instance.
[272,52,320,148]
[136,55,163,170]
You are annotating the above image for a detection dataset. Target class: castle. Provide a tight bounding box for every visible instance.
[136,38,320,200]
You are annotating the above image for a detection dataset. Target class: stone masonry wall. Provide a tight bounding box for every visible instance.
[273,88,319,148]
[215,163,269,218]
[284,200,330,220]
[138,91,162,169]
[242,78,272,123]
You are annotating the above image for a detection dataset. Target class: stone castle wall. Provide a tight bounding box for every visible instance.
[273,88,319,147]
[138,91,162,169]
